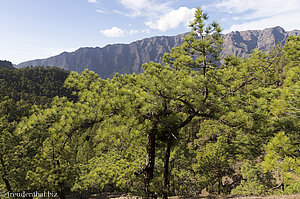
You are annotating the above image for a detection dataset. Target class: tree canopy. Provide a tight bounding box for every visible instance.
[0,8,299,199]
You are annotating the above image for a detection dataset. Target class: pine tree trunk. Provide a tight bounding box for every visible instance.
[1,174,12,193]
[0,155,12,193]
[144,131,156,197]
[162,137,172,199]
[281,183,285,192]
[218,177,222,195]
[281,174,285,192]
[59,183,66,199]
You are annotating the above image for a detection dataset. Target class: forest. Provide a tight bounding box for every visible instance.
[0,8,299,199]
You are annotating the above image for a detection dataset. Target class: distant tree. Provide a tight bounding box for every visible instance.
[261,132,299,192]
[0,66,75,196]
[231,160,274,195]
[0,60,14,69]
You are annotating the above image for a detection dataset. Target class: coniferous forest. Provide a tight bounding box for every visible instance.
[0,8,299,199]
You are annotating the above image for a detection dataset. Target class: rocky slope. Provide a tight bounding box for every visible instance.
[17,26,299,78]
[220,26,299,58]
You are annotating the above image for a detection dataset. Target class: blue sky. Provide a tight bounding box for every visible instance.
[1,0,299,64]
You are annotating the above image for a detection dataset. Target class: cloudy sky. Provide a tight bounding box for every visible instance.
[1,0,299,64]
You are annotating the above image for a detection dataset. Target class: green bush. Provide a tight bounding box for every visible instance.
[231,161,273,195]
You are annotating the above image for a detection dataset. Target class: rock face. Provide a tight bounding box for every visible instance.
[17,27,299,78]
[220,26,298,59]
[17,33,186,78]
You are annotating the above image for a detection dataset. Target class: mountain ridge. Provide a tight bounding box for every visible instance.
[17,26,300,78]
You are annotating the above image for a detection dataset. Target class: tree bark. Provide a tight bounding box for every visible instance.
[58,182,66,199]
[218,177,222,195]
[281,173,285,192]
[162,137,172,199]
[281,183,285,192]
[144,130,156,197]
[0,155,12,193]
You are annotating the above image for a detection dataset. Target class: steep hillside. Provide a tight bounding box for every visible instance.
[0,66,74,104]
[0,60,14,69]
[17,26,300,78]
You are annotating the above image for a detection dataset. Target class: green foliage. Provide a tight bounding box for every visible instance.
[73,152,143,193]
[0,66,74,104]
[0,97,32,193]
[163,8,223,71]
[0,66,76,196]
[283,35,300,62]
[193,136,234,194]
[231,161,273,195]
[284,181,300,194]
[261,132,299,192]
[191,121,235,194]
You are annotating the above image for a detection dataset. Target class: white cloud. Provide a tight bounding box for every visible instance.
[88,0,97,3]
[141,29,150,34]
[128,28,150,35]
[225,12,300,33]
[96,9,106,14]
[100,27,125,37]
[120,0,149,10]
[206,0,300,32]
[210,0,299,19]
[119,0,171,17]
[145,7,196,32]
[116,0,198,32]
[129,29,140,35]
[100,27,150,37]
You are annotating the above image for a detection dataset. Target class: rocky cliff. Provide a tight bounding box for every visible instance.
[17,26,299,78]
